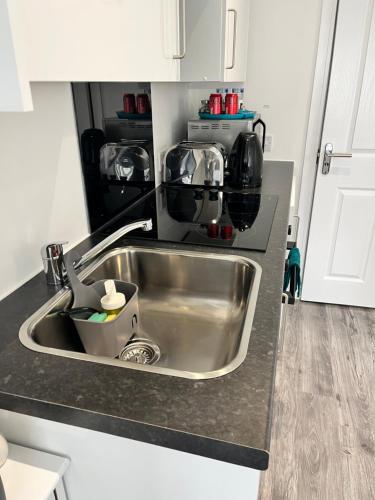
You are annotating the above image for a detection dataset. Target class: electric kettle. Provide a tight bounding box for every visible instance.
[226,119,265,189]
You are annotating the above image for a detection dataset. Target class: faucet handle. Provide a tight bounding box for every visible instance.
[41,241,68,286]
[41,241,68,260]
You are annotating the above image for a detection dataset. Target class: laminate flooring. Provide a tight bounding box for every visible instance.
[259,301,375,500]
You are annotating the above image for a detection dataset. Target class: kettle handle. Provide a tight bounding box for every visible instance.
[252,118,266,152]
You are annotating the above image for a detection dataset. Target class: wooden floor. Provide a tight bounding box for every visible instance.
[259,301,375,500]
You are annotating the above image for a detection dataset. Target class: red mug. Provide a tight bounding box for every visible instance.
[136,94,151,114]
[221,224,234,240]
[123,93,136,114]
[207,223,220,238]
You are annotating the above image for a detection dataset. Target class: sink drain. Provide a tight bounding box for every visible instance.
[119,339,161,365]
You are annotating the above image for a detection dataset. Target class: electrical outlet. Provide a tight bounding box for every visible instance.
[264,135,273,153]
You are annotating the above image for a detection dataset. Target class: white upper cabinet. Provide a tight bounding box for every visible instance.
[0,0,250,110]
[17,0,180,82]
[0,0,32,111]
[18,0,250,83]
[181,0,250,82]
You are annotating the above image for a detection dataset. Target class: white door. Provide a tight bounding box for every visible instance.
[303,0,375,307]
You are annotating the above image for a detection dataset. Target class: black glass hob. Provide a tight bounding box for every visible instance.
[102,185,278,252]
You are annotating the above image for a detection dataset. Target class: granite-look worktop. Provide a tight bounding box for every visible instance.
[0,161,293,470]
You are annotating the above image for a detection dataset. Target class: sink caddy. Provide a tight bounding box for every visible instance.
[72,280,139,358]
[64,251,140,358]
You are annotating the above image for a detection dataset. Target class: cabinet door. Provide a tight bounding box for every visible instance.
[223,0,250,81]
[0,0,32,111]
[180,0,249,82]
[180,0,225,81]
[18,0,179,82]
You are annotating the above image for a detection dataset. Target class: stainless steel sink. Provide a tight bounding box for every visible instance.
[19,246,261,379]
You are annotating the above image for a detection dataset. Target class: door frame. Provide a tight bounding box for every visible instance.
[297,0,339,276]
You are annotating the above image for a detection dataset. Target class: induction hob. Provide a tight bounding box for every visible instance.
[102,184,278,252]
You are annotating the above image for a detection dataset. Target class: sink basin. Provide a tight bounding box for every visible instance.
[19,246,261,379]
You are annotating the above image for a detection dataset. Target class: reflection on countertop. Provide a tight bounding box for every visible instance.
[102,184,278,252]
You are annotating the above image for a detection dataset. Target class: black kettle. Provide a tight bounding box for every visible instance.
[226,119,265,189]
[225,192,261,231]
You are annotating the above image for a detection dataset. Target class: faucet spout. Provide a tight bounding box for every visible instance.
[75,218,153,269]
[142,219,153,232]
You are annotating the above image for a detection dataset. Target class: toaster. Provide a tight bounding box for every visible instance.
[163,141,226,187]
[100,139,154,182]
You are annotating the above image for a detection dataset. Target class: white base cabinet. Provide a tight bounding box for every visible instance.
[0,409,260,500]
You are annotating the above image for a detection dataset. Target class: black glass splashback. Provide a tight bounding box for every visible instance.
[102,185,278,252]
[83,178,154,231]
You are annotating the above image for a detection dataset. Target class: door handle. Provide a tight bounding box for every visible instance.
[322,143,352,174]
[225,9,237,70]
[173,0,186,59]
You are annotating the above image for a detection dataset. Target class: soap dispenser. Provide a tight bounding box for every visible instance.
[101,280,126,321]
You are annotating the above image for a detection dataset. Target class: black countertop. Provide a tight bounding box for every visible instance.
[0,161,293,470]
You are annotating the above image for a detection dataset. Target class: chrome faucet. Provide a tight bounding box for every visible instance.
[41,242,68,286]
[75,219,153,269]
[41,219,153,286]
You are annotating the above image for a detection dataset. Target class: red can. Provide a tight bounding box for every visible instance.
[123,93,136,114]
[136,93,151,114]
[209,93,222,115]
[225,93,239,115]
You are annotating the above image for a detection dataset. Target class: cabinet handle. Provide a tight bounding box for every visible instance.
[173,0,186,59]
[225,8,237,70]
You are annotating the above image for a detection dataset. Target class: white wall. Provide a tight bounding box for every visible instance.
[245,0,323,210]
[0,83,89,300]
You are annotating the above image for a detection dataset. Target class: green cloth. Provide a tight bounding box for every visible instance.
[283,247,301,297]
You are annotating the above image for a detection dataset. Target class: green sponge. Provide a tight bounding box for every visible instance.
[88,312,108,323]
